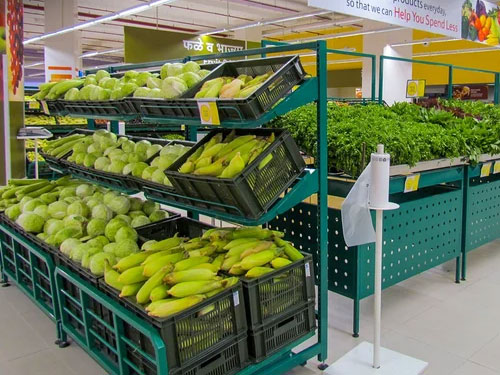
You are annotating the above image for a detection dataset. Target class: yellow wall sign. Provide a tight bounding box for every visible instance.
[197,101,220,126]
[494,161,500,175]
[406,80,426,98]
[404,174,420,193]
[480,163,492,178]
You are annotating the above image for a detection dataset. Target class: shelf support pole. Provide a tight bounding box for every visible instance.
[316,40,329,367]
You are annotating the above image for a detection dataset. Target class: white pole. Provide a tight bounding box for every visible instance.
[373,143,384,369]
[34,138,39,179]
[373,208,383,368]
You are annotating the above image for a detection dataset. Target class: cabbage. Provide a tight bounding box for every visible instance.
[84,76,97,86]
[19,196,33,210]
[128,153,146,163]
[64,87,80,101]
[124,70,139,80]
[147,88,163,98]
[131,215,151,228]
[89,85,104,101]
[85,198,101,210]
[178,72,201,88]
[79,84,95,100]
[121,140,135,153]
[44,218,64,235]
[96,69,111,83]
[161,77,188,99]
[198,69,210,78]
[81,248,103,268]
[140,166,155,181]
[167,63,184,77]
[107,196,131,215]
[69,243,88,262]
[103,77,118,90]
[182,61,201,73]
[113,239,140,258]
[151,169,166,184]
[48,201,68,219]
[133,87,151,98]
[54,227,83,246]
[146,144,162,159]
[141,240,158,251]
[90,252,117,275]
[16,213,45,233]
[132,162,149,178]
[103,242,118,254]
[146,77,162,89]
[67,201,90,217]
[114,226,138,242]
[33,205,50,220]
[143,201,159,216]
[104,191,120,205]
[92,204,113,221]
[5,204,21,220]
[87,218,107,237]
[63,215,86,232]
[108,160,127,174]
[83,154,98,168]
[104,217,129,241]
[150,210,168,222]
[22,198,44,213]
[128,198,143,211]
[60,238,82,256]
[87,236,109,249]
[76,184,95,198]
[94,157,111,171]
[134,140,151,155]
[59,186,77,199]
[122,163,135,175]
[110,88,124,100]
[121,82,138,97]
[135,71,151,87]
[128,210,147,219]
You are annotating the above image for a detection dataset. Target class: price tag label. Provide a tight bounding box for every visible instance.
[197,101,220,125]
[40,101,50,115]
[304,263,311,278]
[404,173,420,193]
[494,161,500,175]
[28,101,40,109]
[480,162,492,178]
[233,291,240,306]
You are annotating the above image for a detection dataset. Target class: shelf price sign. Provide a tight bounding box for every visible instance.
[404,173,420,193]
[494,161,500,175]
[198,101,220,125]
[406,80,426,98]
[480,162,492,178]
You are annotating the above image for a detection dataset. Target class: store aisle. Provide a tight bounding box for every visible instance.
[0,240,499,375]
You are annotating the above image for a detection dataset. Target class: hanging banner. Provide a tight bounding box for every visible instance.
[308,0,500,46]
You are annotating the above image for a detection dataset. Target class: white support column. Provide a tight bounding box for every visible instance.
[361,21,413,104]
[44,0,80,81]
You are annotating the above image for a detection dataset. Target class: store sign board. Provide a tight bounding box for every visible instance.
[404,173,420,193]
[124,26,260,64]
[198,101,220,125]
[452,84,489,100]
[308,0,500,47]
[406,79,426,98]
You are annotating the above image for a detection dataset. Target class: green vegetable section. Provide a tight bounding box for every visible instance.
[269,99,500,177]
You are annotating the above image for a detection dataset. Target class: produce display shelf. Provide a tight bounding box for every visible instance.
[462,157,500,280]
[21,41,329,375]
[0,224,61,329]
[144,169,318,226]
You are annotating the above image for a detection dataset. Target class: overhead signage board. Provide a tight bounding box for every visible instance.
[308,0,500,47]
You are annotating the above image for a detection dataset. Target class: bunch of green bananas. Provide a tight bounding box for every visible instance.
[25,115,56,125]
[105,226,303,318]
[178,130,275,178]
[194,72,271,99]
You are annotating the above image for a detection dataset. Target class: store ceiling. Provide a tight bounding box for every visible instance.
[23,0,361,73]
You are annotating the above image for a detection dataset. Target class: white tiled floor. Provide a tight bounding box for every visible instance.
[0,240,499,375]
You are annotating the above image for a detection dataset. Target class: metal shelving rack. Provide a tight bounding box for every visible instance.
[31,41,331,374]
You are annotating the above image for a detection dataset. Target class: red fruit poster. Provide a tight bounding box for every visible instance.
[7,0,23,100]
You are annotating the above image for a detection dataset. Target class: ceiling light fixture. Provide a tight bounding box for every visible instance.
[24,0,177,45]
[200,9,331,36]
[79,48,124,58]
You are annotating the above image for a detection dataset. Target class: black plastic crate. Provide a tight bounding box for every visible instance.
[177,333,249,375]
[135,216,214,242]
[59,99,136,118]
[164,128,305,219]
[99,278,247,375]
[180,55,305,121]
[248,301,316,362]
[44,100,67,115]
[241,252,315,328]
